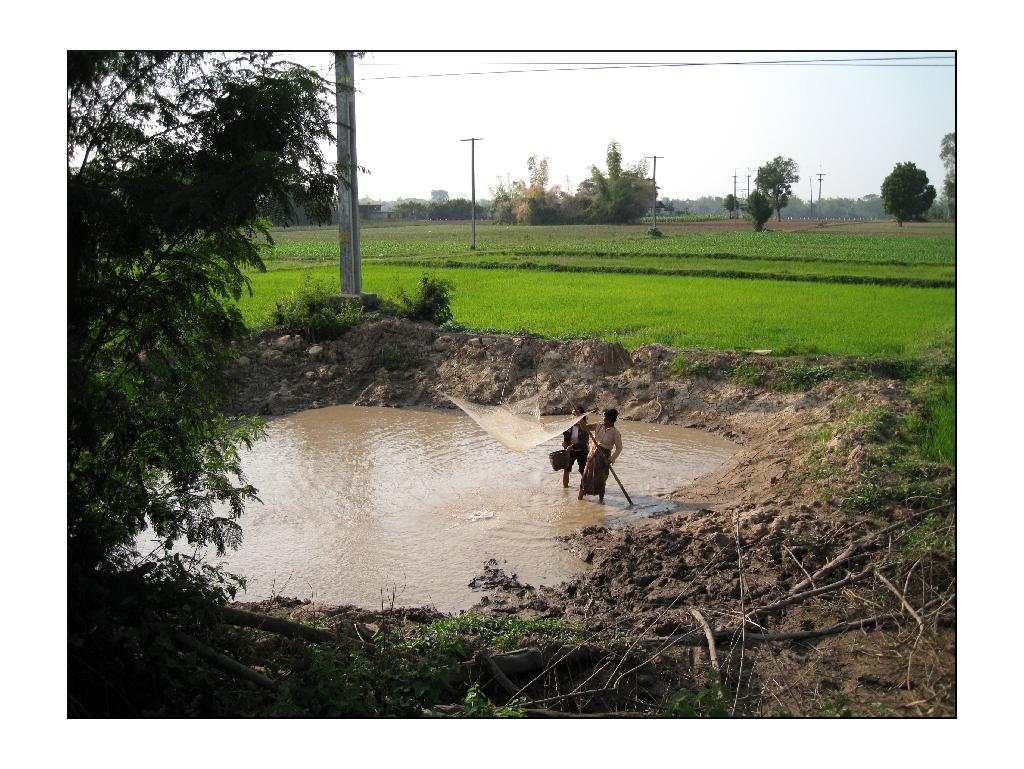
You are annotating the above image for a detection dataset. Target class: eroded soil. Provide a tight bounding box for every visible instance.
[227,318,955,716]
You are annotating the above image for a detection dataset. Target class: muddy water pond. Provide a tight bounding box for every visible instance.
[213,405,735,612]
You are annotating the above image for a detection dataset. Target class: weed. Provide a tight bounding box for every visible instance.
[269,274,363,341]
[665,673,734,717]
[377,344,421,372]
[393,273,454,325]
[406,613,586,654]
[777,363,835,392]
[730,359,764,387]
[459,684,526,717]
[669,356,712,378]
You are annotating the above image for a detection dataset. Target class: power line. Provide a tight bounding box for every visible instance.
[358,55,954,81]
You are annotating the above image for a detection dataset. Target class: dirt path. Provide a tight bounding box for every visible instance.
[227,318,955,715]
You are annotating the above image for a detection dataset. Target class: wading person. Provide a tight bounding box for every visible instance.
[561,409,590,488]
[578,408,623,503]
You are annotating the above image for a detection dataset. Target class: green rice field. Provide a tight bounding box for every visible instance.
[238,263,954,358]
[238,221,955,359]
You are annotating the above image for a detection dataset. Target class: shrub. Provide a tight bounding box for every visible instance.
[271,275,363,341]
[777,363,835,392]
[730,360,764,386]
[745,189,773,232]
[647,227,664,238]
[394,273,454,325]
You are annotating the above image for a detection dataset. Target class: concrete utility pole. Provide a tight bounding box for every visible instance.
[335,52,361,295]
[746,169,752,205]
[733,171,738,219]
[816,172,827,219]
[461,137,483,249]
[809,177,814,219]
[646,156,664,228]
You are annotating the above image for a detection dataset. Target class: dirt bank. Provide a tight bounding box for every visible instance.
[227,318,955,716]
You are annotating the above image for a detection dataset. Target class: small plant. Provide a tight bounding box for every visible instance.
[459,684,526,717]
[378,344,420,372]
[669,356,712,378]
[665,674,733,717]
[777,363,835,392]
[437,319,465,333]
[393,273,454,325]
[406,613,586,654]
[270,274,363,341]
[730,359,764,387]
[647,227,664,238]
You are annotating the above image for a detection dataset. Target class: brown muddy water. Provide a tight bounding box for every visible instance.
[206,405,736,612]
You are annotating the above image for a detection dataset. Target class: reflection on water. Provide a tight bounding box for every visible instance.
[197,405,735,611]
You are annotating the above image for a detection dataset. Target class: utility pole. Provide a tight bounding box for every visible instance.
[733,171,738,219]
[809,177,814,219]
[645,155,664,228]
[461,137,483,249]
[746,169,752,205]
[816,172,826,219]
[335,52,361,295]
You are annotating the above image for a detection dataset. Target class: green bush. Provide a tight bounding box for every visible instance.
[394,273,454,325]
[270,275,363,341]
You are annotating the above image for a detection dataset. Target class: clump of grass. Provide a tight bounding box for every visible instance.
[669,356,712,378]
[730,359,764,386]
[905,377,955,464]
[777,363,835,391]
[377,344,420,371]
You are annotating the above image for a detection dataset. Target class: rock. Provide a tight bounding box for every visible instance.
[233,355,251,367]
[307,344,324,358]
[713,531,733,548]
[304,370,317,380]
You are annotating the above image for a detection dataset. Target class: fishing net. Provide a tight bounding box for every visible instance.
[445,392,584,452]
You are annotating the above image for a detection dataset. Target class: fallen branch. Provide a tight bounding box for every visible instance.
[688,608,720,676]
[478,651,520,699]
[640,612,903,648]
[749,567,875,619]
[171,631,278,691]
[221,607,369,648]
[875,571,924,628]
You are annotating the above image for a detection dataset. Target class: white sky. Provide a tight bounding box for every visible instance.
[292,51,954,202]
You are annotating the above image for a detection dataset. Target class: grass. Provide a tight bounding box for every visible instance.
[236,264,955,359]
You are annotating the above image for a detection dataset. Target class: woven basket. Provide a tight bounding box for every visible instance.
[549,450,571,471]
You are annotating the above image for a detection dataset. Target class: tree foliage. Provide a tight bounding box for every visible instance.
[745,189,774,231]
[940,132,956,220]
[723,194,738,218]
[755,157,800,221]
[68,51,340,714]
[586,141,652,224]
[881,162,937,226]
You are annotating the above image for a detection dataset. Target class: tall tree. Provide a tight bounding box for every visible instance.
[880,162,937,226]
[755,157,800,221]
[68,51,339,714]
[940,132,956,220]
